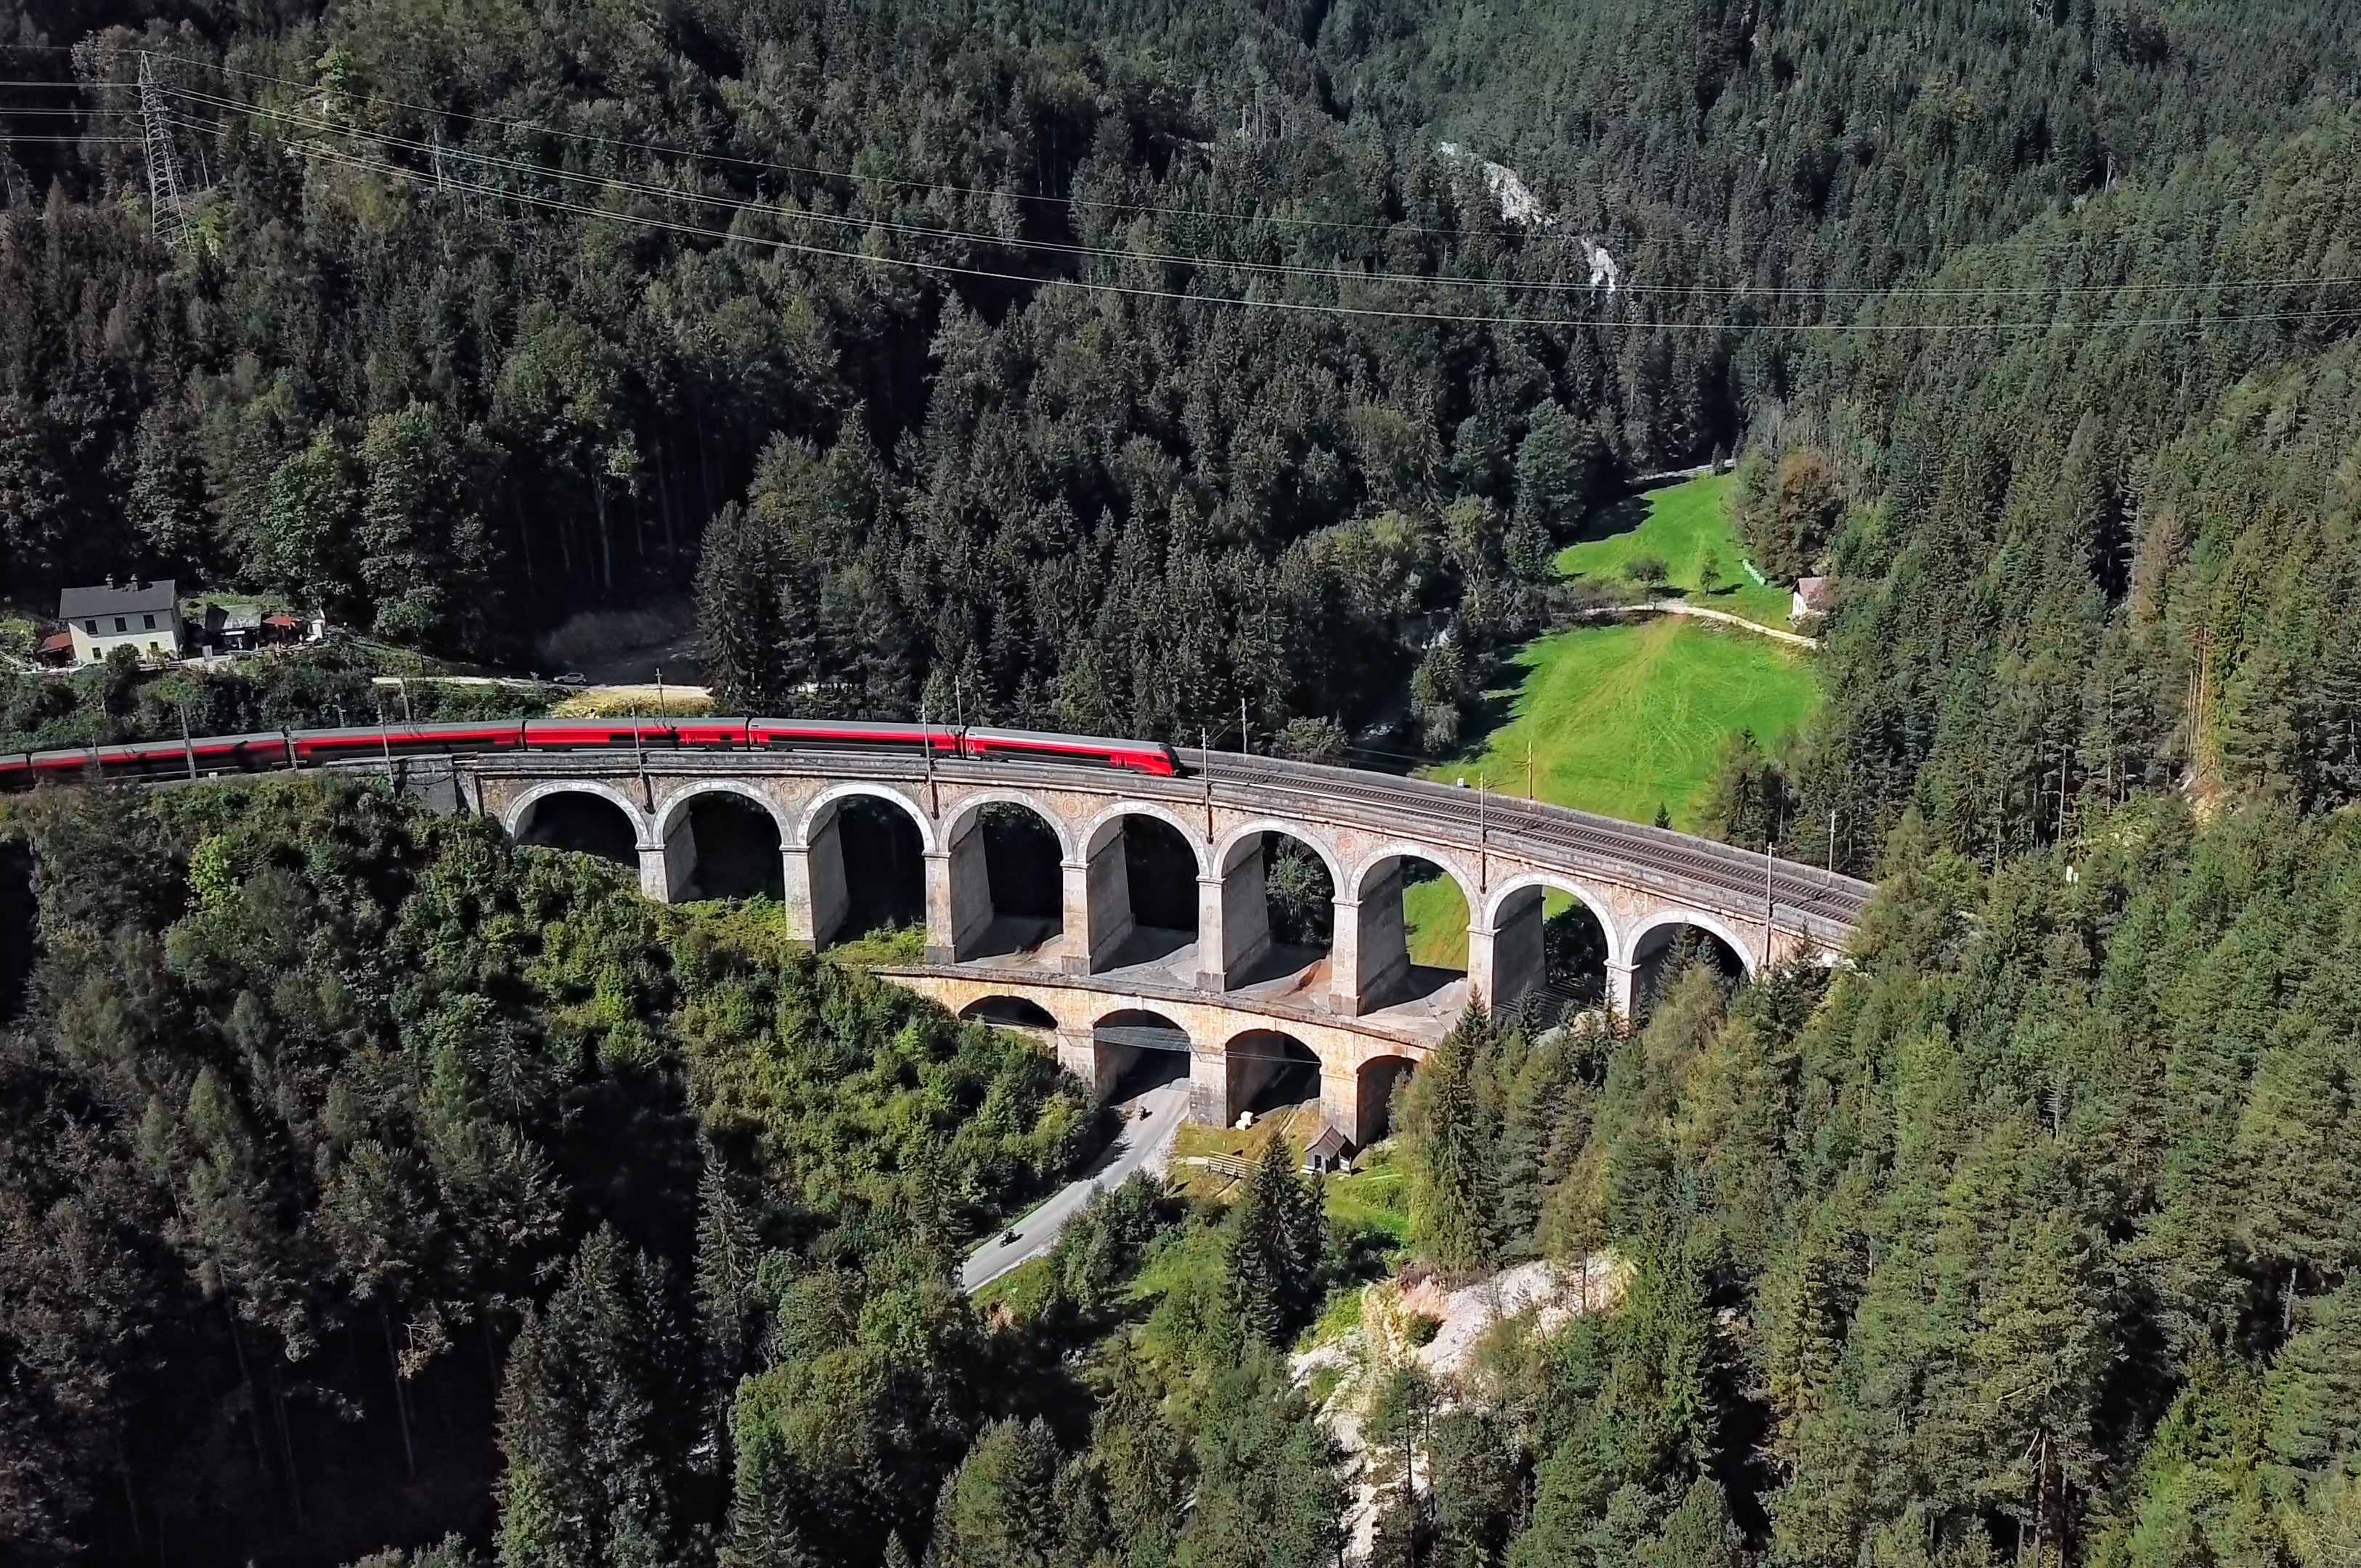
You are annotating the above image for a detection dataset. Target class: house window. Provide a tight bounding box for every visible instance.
[84,620,97,634]
[113,617,126,632]
[142,613,156,629]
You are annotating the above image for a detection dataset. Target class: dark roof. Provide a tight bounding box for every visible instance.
[59,579,177,620]
[1305,1124,1351,1160]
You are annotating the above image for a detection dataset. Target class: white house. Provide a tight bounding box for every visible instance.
[60,577,181,665]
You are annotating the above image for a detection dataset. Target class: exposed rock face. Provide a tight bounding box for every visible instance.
[1433,144,1621,295]
[1291,1254,1631,1562]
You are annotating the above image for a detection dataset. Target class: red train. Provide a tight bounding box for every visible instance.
[0,719,1180,792]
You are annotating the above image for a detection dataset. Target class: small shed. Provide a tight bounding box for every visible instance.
[1790,576,1836,623]
[1302,1124,1353,1175]
[36,631,74,667]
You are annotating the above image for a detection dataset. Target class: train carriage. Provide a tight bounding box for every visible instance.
[961,727,1180,776]
[746,719,961,755]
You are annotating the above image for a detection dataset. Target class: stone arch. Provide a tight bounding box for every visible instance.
[1079,806,1204,975]
[1345,1053,1417,1148]
[508,781,648,878]
[1212,820,1345,904]
[1091,1006,1194,1103]
[1623,909,1756,1012]
[945,791,1080,862]
[502,778,651,846]
[1220,1026,1321,1122]
[649,782,790,902]
[1340,844,1482,1014]
[797,782,936,854]
[653,780,791,845]
[1621,907,1757,976]
[1348,844,1480,924]
[1079,801,1208,876]
[943,793,1074,963]
[1482,873,1625,954]
[799,785,931,948]
[1480,873,1625,1018]
[959,995,1061,1031]
[1209,820,1344,991]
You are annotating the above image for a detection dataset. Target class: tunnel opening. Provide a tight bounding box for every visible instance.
[1351,854,1469,1012]
[1093,1008,1192,1101]
[1631,923,1747,1013]
[1491,884,1611,1026]
[1218,831,1336,991]
[808,793,926,947]
[950,801,1065,963]
[1084,814,1199,976]
[518,791,640,867]
[961,995,1059,1031]
[1226,1029,1321,1119]
[676,793,784,902]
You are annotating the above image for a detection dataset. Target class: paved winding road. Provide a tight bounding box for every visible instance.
[962,1078,1191,1292]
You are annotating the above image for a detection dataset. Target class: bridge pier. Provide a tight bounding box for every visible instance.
[1059,858,1091,972]
[1331,873,1410,1017]
[782,828,849,950]
[1189,1041,1231,1124]
[1321,1063,1361,1147]
[1606,960,1636,1018]
[1085,827,1135,971]
[1470,886,1548,1013]
[1055,1028,1114,1101]
[637,841,673,902]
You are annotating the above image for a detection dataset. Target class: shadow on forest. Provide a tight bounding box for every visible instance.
[0,842,31,1025]
[1562,493,1649,549]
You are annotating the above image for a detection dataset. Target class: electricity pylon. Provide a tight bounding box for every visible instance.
[136,54,189,249]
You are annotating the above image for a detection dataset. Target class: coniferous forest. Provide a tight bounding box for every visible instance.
[9,1,2361,1566]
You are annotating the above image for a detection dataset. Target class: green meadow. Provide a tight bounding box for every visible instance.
[1398,474,1822,967]
[1554,470,1795,629]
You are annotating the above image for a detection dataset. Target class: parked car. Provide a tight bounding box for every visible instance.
[552,672,590,687]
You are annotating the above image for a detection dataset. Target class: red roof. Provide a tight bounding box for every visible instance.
[262,613,303,628]
[38,632,72,653]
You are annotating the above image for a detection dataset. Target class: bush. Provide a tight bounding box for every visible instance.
[1622,553,1669,587]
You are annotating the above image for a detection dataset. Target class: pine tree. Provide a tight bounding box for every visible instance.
[929,1418,1065,1568]
[694,1148,765,1442]
[1401,1008,1498,1275]
[695,502,788,710]
[1223,1136,1297,1349]
[2234,1032,2361,1303]
[1637,1477,1740,1568]
[494,1228,685,1568]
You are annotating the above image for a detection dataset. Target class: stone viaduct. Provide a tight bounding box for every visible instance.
[459,747,1872,1150]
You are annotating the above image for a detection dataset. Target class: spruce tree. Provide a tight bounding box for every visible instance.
[694,502,786,711]
[1403,1009,1498,1275]
[928,1418,1065,1568]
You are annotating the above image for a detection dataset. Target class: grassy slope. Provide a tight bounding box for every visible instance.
[1399,475,1822,965]
[1554,473,1795,629]
[1443,617,1818,829]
